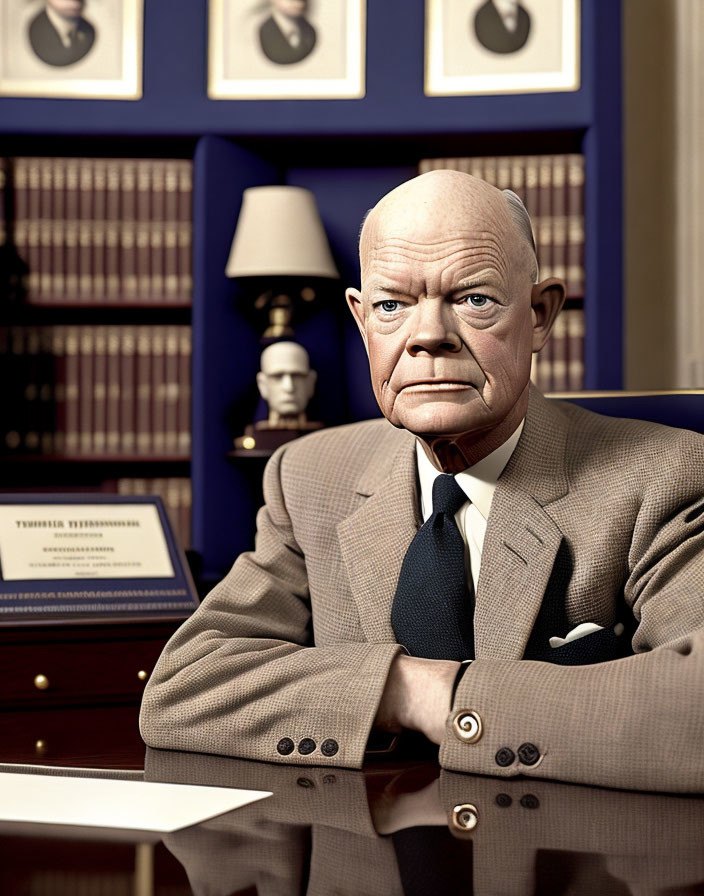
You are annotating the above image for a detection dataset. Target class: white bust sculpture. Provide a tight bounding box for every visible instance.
[255,341,317,427]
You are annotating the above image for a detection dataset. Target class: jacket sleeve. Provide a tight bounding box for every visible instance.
[139,444,403,768]
[440,456,704,793]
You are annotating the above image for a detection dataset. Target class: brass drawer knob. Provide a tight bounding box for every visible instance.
[137,670,148,681]
[34,674,50,691]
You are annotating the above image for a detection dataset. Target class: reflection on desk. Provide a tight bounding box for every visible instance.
[1,751,704,895]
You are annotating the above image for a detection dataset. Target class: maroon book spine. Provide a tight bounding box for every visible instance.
[64,158,80,302]
[64,325,80,456]
[136,159,151,304]
[177,161,193,304]
[120,160,138,303]
[106,326,121,455]
[105,161,121,302]
[39,326,55,454]
[78,158,94,304]
[136,326,152,455]
[550,313,569,392]
[12,159,29,279]
[93,325,107,455]
[177,326,192,457]
[551,155,567,284]
[78,325,94,454]
[38,158,53,303]
[52,326,67,456]
[92,159,107,303]
[566,154,585,298]
[537,155,553,281]
[23,327,41,452]
[566,308,585,391]
[164,325,179,454]
[164,160,179,304]
[120,325,137,455]
[51,158,66,303]
[151,160,166,302]
[151,327,166,456]
[27,158,41,302]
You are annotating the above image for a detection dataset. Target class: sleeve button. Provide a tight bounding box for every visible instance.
[452,710,483,743]
[321,738,339,757]
[277,737,295,756]
[494,747,516,767]
[452,803,479,832]
[520,793,540,810]
[517,742,540,765]
[298,737,316,755]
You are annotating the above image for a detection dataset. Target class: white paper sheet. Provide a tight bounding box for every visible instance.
[0,773,271,832]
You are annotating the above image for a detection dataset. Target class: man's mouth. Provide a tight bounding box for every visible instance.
[398,380,474,393]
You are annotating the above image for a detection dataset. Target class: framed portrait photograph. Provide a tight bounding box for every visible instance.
[208,0,365,100]
[0,0,143,99]
[425,0,580,96]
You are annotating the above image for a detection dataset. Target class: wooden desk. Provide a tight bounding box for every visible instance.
[1,750,703,895]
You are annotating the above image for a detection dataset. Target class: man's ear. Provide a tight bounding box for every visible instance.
[530,277,566,352]
[345,287,368,354]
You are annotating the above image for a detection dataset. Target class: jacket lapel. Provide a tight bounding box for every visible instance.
[474,387,571,659]
[337,431,420,644]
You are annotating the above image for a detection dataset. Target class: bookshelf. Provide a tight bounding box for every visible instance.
[0,0,623,587]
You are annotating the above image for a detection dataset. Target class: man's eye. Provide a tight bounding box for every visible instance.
[461,294,492,308]
[376,300,401,313]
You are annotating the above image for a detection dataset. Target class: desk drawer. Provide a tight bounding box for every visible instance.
[0,637,167,709]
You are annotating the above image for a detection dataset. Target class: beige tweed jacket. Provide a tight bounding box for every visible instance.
[140,386,704,792]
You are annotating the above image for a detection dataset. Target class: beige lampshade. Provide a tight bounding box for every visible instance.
[226,186,339,279]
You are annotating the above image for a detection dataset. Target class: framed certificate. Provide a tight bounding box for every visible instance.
[0,494,198,619]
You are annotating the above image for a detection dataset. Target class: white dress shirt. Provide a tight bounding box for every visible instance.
[45,5,79,47]
[272,10,301,47]
[415,420,525,593]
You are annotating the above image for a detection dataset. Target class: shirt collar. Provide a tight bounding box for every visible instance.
[272,9,301,41]
[416,419,525,521]
[46,5,78,45]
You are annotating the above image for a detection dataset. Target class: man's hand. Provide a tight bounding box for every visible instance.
[375,653,460,745]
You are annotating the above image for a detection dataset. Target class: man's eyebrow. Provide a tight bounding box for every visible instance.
[454,274,501,291]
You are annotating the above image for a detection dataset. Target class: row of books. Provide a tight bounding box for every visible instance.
[531,308,584,394]
[1,156,193,305]
[418,154,586,298]
[1,325,191,458]
[117,477,192,550]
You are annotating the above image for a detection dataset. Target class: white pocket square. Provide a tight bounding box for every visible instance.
[549,622,624,649]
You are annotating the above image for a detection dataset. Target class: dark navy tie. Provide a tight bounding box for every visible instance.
[391,474,475,661]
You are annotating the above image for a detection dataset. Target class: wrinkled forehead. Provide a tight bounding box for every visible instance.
[360,171,518,277]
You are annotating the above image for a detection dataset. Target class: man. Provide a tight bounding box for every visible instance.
[474,0,531,55]
[258,0,317,66]
[28,0,96,68]
[140,171,704,793]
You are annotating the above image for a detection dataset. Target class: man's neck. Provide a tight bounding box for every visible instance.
[416,387,529,474]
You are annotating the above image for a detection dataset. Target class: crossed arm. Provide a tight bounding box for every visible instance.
[140,438,704,792]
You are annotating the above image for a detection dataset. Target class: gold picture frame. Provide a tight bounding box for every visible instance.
[0,0,143,100]
[208,0,365,100]
[425,0,580,96]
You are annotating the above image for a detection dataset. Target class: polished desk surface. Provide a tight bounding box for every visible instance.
[1,747,704,896]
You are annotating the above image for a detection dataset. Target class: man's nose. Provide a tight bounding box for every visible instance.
[281,374,295,391]
[405,302,462,356]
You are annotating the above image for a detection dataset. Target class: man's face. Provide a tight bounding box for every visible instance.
[271,0,307,18]
[347,173,539,441]
[46,0,85,19]
[257,344,315,417]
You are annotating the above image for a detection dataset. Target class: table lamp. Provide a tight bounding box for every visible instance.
[226,185,339,340]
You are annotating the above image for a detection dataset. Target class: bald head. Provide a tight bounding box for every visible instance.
[359,170,538,285]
